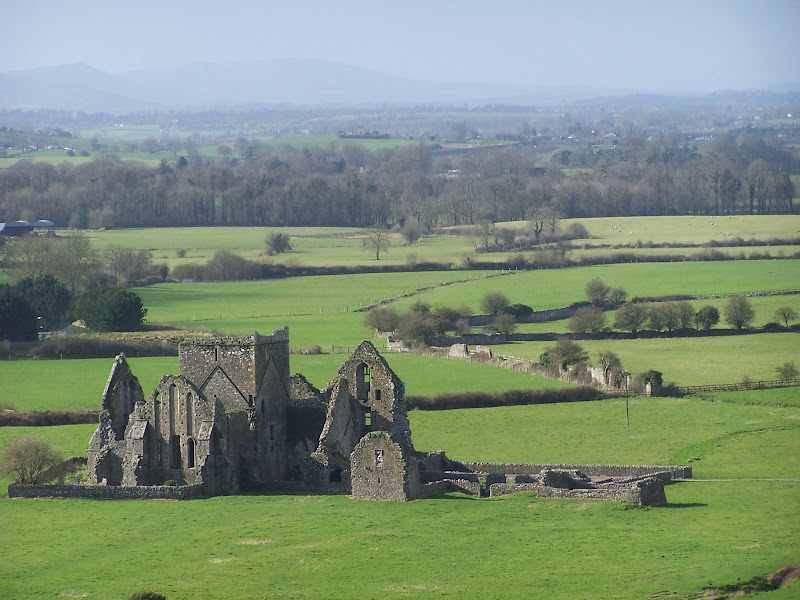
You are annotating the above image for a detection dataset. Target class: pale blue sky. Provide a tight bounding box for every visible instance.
[4,0,799,92]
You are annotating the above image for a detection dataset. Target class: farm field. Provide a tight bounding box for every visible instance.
[133,271,502,347]
[0,353,568,413]
[391,260,800,313]
[514,293,800,334]
[501,333,798,385]
[1,390,798,599]
[64,215,800,270]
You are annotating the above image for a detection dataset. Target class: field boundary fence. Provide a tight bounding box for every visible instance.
[679,378,800,394]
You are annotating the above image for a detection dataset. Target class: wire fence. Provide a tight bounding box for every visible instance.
[678,378,800,394]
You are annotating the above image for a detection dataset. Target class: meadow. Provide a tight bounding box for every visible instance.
[502,333,798,385]
[0,353,568,412]
[1,390,798,599]
[67,214,800,270]
[2,215,800,598]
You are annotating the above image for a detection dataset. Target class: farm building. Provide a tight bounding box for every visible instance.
[0,219,55,236]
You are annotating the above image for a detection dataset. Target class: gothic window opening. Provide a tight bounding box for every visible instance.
[356,363,370,404]
[375,389,382,402]
[187,438,195,468]
[261,399,265,413]
[170,435,182,469]
[185,393,193,434]
[269,425,275,441]
[248,394,253,407]
[364,411,371,429]
[214,347,218,362]
[375,449,383,466]
[329,468,343,483]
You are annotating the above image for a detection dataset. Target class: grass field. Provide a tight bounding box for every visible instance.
[502,333,798,385]
[66,216,800,270]
[0,352,569,412]
[391,260,800,313]
[1,390,798,599]
[134,271,502,346]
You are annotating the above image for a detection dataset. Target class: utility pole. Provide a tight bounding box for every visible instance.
[622,370,630,426]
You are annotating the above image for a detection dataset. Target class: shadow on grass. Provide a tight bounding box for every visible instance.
[661,502,708,508]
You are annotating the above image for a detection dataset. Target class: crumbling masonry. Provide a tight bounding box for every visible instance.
[81,328,689,504]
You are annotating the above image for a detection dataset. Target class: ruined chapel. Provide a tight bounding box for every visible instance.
[75,328,687,505]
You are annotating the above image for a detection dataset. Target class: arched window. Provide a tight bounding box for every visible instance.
[186,438,195,468]
[356,363,370,404]
[185,392,193,434]
[168,384,176,430]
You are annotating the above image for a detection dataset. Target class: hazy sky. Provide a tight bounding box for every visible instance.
[4,0,799,93]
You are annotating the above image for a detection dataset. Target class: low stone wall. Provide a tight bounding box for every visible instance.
[462,461,691,480]
[419,478,481,497]
[489,478,667,506]
[8,483,204,500]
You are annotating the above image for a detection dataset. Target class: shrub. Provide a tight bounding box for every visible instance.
[609,287,628,305]
[406,386,606,410]
[695,305,720,331]
[163,480,177,487]
[363,307,401,332]
[567,221,590,239]
[0,284,38,341]
[0,435,62,484]
[640,369,663,387]
[542,338,588,372]
[776,361,798,381]
[176,248,187,258]
[567,306,607,334]
[479,292,510,315]
[486,313,517,335]
[504,303,533,317]
[306,345,322,355]
[265,232,292,255]
[585,277,611,305]
[72,288,147,332]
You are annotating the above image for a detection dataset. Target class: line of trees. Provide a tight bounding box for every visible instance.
[0,130,795,231]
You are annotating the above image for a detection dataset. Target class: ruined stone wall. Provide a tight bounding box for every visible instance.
[462,462,691,480]
[102,354,145,439]
[8,483,204,500]
[350,432,420,501]
[488,478,668,506]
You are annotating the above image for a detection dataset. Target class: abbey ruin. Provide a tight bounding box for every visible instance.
[10,328,690,504]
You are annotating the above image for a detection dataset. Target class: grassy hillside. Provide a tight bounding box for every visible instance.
[1,389,797,599]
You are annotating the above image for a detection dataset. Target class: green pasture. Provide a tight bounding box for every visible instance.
[391,260,800,313]
[697,387,800,407]
[514,293,800,333]
[1,391,798,599]
[566,215,800,246]
[501,333,799,385]
[0,357,178,412]
[64,216,800,271]
[134,271,500,346]
[408,395,800,476]
[72,227,475,269]
[0,352,567,413]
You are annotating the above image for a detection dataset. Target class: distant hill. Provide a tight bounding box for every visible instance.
[0,59,612,112]
[2,60,796,113]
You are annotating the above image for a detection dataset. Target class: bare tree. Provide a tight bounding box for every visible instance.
[775,306,797,328]
[363,225,391,260]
